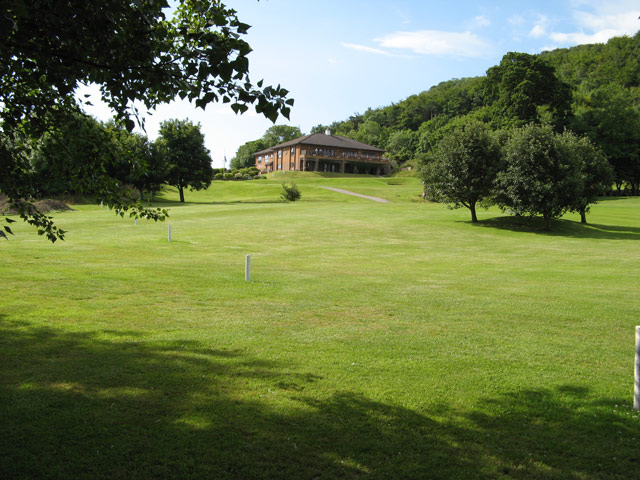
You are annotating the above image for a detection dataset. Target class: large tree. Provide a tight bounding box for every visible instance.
[495,124,583,231]
[484,52,572,129]
[568,135,614,224]
[157,119,212,203]
[1,0,292,241]
[421,119,501,223]
[105,122,168,201]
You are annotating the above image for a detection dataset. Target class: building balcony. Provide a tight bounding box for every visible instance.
[300,153,389,164]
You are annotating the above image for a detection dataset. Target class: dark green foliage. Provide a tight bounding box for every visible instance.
[484,52,572,129]
[421,119,501,222]
[540,32,640,89]
[495,125,584,230]
[563,132,614,223]
[385,130,417,165]
[571,84,640,194]
[230,139,267,169]
[1,0,292,240]
[157,119,213,203]
[280,183,301,202]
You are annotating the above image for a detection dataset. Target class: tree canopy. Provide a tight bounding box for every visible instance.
[157,119,213,203]
[1,0,293,240]
[421,119,501,223]
[495,124,584,231]
[484,52,572,128]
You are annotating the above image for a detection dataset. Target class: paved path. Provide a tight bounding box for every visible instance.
[320,186,390,203]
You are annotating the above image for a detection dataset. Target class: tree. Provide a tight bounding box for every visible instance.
[484,52,572,129]
[1,0,292,241]
[29,114,115,198]
[385,130,417,165]
[495,124,583,231]
[105,123,168,201]
[421,119,501,222]
[230,139,267,170]
[157,119,213,203]
[561,133,613,224]
[261,125,302,147]
[571,84,640,194]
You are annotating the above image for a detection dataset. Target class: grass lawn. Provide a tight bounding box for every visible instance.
[1,174,639,479]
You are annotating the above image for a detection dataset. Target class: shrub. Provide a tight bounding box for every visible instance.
[280,183,301,202]
[214,173,223,180]
[223,173,233,180]
[243,174,252,180]
[234,172,243,180]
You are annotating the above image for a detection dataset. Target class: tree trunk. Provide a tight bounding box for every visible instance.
[469,202,478,223]
[544,214,551,231]
[580,207,587,224]
[179,185,185,203]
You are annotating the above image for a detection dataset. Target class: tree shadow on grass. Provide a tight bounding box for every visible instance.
[475,215,640,240]
[1,319,638,479]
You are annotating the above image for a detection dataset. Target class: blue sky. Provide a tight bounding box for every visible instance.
[82,0,640,167]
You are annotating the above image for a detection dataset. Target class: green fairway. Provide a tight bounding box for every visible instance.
[2,175,639,479]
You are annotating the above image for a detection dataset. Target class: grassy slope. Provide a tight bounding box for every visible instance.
[1,176,639,479]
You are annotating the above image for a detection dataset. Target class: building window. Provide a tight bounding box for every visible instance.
[278,150,282,159]
[290,147,295,154]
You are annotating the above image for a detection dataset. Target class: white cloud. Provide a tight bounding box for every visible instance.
[549,4,640,46]
[374,30,491,57]
[508,14,525,25]
[529,14,550,38]
[550,29,622,45]
[341,42,395,57]
[573,10,640,34]
[469,15,491,29]
[530,24,546,38]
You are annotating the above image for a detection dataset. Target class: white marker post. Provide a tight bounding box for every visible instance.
[635,326,640,410]
[245,254,251,282]
[134,218,137,225]
[168,224,172,242]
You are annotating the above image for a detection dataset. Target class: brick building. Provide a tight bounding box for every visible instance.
[255,132,391,175]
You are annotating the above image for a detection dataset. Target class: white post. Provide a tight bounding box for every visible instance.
[168,224,172,242]
[134,218,137,225]
[635,326,640,410]
[245,254,251,282]
[100,200,103,208]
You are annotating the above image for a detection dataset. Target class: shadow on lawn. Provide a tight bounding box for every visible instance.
[1,320,638,480]
[476,216,640,240]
